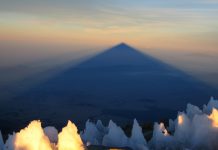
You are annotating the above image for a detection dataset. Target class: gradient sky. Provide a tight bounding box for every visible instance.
[0,0,218,90]
[0,0,218,51]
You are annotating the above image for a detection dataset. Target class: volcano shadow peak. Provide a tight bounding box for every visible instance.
[72,43,169,71]
[6,43,217,131]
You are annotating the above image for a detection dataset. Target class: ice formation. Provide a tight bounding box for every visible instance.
[96,120,107,132]
[149,122,174,150]
[203,97,218,113]
[58,120,85,150]
[4,120,52,150]
[149,97,218,150]
[44,127,58,143]
[186,103,202,119]
[80,120,102,145]
[1,97,218,150]
[0,131,4,150]
[3,120,85,150]
[102,120,128,147]
[128,119,148,150]
[174,113,191,147]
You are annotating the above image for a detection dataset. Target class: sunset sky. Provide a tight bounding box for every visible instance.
[0,0,218,51]
[1,0,218,88]
[1,1,218,141]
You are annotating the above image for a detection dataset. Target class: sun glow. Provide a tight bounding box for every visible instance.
[208,108,218,127]
[178,115,184,125]
[159,123,169,136]
[14,120,52,150]
[58,120,85,150]
[7,120,86,150]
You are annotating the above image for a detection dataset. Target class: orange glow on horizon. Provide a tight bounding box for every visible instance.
[0,18,217,52]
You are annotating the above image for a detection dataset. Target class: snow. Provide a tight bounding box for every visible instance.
[174,112,191,148]
[128,119,148,150]
[203,97,218,114]
[4,133,15,150]
[149,122,174,150]
[80,120,102,145]
[102,120,128,147]
[186,103,202,119]
[148,97,218,150]
[58,120,85,150]
[44,126,58,143]
[0,131,4,150]
[4,120,52,150]
[2,97,218,150]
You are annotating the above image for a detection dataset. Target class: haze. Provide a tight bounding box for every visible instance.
[0,0,218,95]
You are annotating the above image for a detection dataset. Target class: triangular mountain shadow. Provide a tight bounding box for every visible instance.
[4,43,218,131]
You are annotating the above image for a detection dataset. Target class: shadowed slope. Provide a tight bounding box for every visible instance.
[1,43,217,134]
